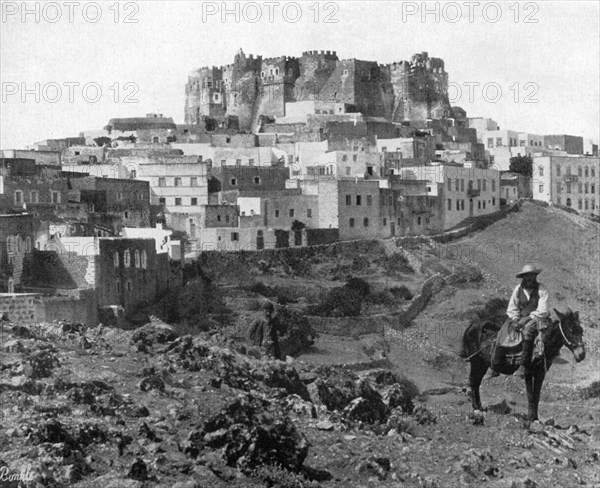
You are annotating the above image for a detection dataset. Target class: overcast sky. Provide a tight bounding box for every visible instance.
[1,1,599,149]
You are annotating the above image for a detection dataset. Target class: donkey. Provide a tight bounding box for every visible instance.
[460,308,586,421]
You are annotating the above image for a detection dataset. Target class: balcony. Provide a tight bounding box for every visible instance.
[563,175,578,183]
[467,188,480,197]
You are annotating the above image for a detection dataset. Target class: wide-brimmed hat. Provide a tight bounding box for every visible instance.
[516,264,542,278]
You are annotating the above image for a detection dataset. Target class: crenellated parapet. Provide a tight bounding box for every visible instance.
[184,49,451,128]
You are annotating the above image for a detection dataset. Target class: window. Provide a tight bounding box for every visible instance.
[585,199,589,210]
[230,178,237,186]
[249,159,255,165]
[478,201,481,209]
[174,177,182,187]
[566,198,572,207]
[175,198,182,206]
[343,69,348,75]
[254,176,261,184]
[566,182,571,193]
[460,179,464,192]
[482,201,486,209]
[585,183,589,194]
[382,147,387,152]
[578,183,583,193]
[366,195,372,206]
[496,137,502,146]
[557,166,561,176]
[455,179,459,191]
[448,199,452,211]
[275,209,280,218]
[221,160,226,165]
[190,177,198,187]
[349,218,355,227]
[135,250,140,268]
[14,190,23,204]
[217,215,221,222]
[236,159,242,165]
[117,192,123,201]
[346,167,351,175]
[492,197,496,206]
[116,280,121,293]
[557,196,562,205]
[51,191,61,203]
[289,209,295,217]
[307,209,312,218]
[127,281,132,292]
[158,177,166,187]
[592,168,596,177]
[417,217,422,225]
[353,146,359,151]
[383,218,387,226]
[225,215,229,223]
[159,197,166,205]
[346,195,351,205]
[539,166,544,176]
[476,179,481,190]
[447,179,452,191]
[487,138,493,148]
[592,184,596,193]
[30,191,39,203]
[231,232,239,241]
[356,195,362,206]
[491,180,495,192]
[124,211,129,219]
[578,167,582,177]
[461,200,465,211]
[556,183,562,194]
[456,200,460,211]
[113,252,119,267]
[578,199,582,210]
[353,154,357,162]
[141,250,147,269]
[539,184,544,193]
[363,218,369,227]
[585,167,589,177]
[124,250,131,267]
[566,166,571,176]
[592,198,596,210]
[191,198,198,205]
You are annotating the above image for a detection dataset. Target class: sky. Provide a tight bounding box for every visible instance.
[1,0,599,149]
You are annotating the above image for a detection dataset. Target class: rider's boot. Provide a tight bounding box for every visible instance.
[515,340,534,378]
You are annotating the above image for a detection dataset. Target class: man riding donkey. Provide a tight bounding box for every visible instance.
[486,264,551,379]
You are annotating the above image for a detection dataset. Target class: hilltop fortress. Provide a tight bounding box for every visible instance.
[185,49,451,131]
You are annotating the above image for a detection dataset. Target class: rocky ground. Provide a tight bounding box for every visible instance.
[1,202,599,488]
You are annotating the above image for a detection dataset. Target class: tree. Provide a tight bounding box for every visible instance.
[93,136,112,147]
[509,154,533,178]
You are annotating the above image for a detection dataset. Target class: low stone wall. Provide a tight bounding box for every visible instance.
[307,314,388,336]
[0,293,38,322]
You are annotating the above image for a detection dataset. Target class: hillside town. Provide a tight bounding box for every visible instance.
[1,49,599,327]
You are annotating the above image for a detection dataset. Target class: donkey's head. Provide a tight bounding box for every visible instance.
[554,308,586,362]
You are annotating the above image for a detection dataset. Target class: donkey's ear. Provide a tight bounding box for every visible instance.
[554,308,564,319]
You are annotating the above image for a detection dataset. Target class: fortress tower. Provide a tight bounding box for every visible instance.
[184,50,451,130]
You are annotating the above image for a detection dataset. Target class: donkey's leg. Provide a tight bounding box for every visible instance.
[469,358,487,411]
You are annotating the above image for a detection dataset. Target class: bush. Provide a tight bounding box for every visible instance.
[251,465,323,488]
[390,285,413,300]
[277,307,318,357]
[376,254,414,275]
[177,276,232,330]
[248,280,277,297]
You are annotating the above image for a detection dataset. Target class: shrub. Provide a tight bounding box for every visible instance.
[376,254,414,275]
[177,276,232,330]
[390,285,413,300]
[278,307,318,357]
[251,465,323,488]
[248,280,276,297]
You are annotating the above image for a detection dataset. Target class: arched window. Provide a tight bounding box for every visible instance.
[592,198,596,210]
[592,168,596,177]
[124,250,131,268]
[584,199,589,210]
[585,183,589,193]
[578,167,582,176]
[578,183,583,193]
[134,250,140,268]
[578,199,582,210]
[585,167,589,177]
[566,198,571,207]
[592,184,596,193]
